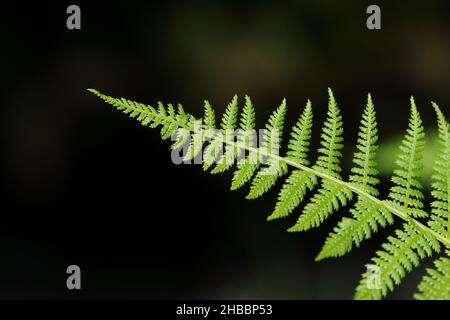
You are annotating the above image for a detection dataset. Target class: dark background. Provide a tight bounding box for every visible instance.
[1,1,449,299]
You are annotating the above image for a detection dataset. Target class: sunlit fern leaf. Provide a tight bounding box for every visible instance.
[152,102,167,128]
[171,127,190,150]
[211,96,240,174]
[414,103,450,301]
[428,103,450,238]
[355,222,440,300]
[236,95,257,154]
[160,103,177,139]
[415,252,450,300]
[268,171,317,220]
[285,100,313,166]
[349,94,379,195]
[387,98,427,219]
[246,99,288,199]
[90,88,450,300]
[203,96,238,170]
[289,89,352,232]
[268,100,317,220]
[185,101,215,157]
[87,89,156,125]
[354,102,436,299]
[183,101,217,160]
[289,181,353,232]
[317,94,393,260]
[183,119,203,162]
[231,96,260,190]
[170,104,192,150]
[220,95,239,130]
[316,198,392,261]
[314,88,344,178]
[203,100,216,129]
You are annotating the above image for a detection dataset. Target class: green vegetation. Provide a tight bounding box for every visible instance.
[89,88,450,300]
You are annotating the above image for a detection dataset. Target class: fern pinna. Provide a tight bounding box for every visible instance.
[88,88,450,300]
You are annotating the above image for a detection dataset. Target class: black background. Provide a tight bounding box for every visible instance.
[1,1,449,299]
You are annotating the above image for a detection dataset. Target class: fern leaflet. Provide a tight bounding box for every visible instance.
[415,252,450,300]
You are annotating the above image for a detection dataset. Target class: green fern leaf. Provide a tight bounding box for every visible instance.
[415,252,450,300]
[88,89,157,125]
[203,96,238,170]
[289,88,352,232]
[211,96,240,174]
[316,199,391,261]
[355,222,440,300]
[246,99,288,200]
[90,88,450,300]
[182,101,217,158]
[314,88,344,178]
[203,100,216,130]
[171,104,192,149]
[349,94,380,194]
[289,181,352,232]
[317,94,393,260]
[285,100,313,165]
[183,119,203,162]
[171,126,190,150]
[387,97,427,218]
[428,102,450,237]
[268,101,316,220]
[354,101,436,299]
[230,96,260,190]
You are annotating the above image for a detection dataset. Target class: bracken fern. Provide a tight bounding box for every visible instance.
[88,88,450,300]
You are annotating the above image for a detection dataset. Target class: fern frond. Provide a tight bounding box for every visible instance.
[415,252,450,300]
[203,100,216,130]
[211,96,239,174]
[289,89,351,232]
[387,97,427,218]
[355,222,440,300]
[428,102,450,238]
[316,198,392,261]
[171,104,192,150]
[285,100,313,166]
[413,104,450,301]
[230,96,259,190]
[183,118,203,161]
[182,101,216,159]
[354,101,435,299]
[290,181,352,232]
[268,101,316,220]
[317,94,393,260]
[349,94,380,194]
[89,88,450,300]
[203,96,238,170]
[314,88,344,178]
[246,99,288,200]
[171,127,190,150]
